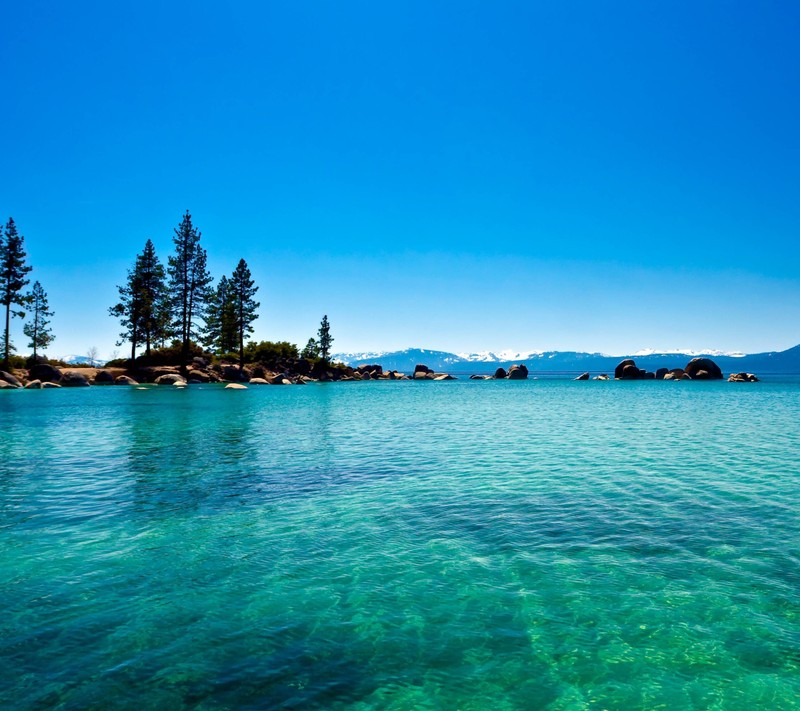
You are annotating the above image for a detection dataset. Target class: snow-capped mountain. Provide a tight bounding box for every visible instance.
[332,344,800,374]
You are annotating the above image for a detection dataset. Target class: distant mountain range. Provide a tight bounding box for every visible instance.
[333,344,800,375]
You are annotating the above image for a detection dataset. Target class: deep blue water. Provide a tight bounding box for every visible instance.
[1,379,799,709]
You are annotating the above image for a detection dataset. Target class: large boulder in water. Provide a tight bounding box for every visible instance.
[684,357,723,380]
[222,365,251,382]
[507,364,529,380]
[61,371,91,387]
[94,369,115,385]
[574,372,590,381]
[614,359,636,379]
[494,367,507,379]
[620,363,641,380]
[28,363,62,383]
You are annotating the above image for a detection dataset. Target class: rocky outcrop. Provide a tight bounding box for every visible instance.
[434,374,456,380]
[248,377,270,385]
[493,367,507,379]
[188,369,210,383]
[656,368,669,380]
[728,372,759,382]
[28,363,62,383]
[270,374,293,385]
[225,383,248,390]
[41,382,62,389]
[0,379,14,389]
[61,371,90,387]
[94,370,115,385]
[574,372,590,381]
[115,375,139,385]
[507,364,529,380]
[684,358,723,380]
[594,374,610,381]
[25,379,42,389]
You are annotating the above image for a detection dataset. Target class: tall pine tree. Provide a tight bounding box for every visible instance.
[168,211,212,370]
[317,314,333,363]
[110,239,169,361]
[23,281,55,359]
[229,259,260,369]
[205,275,238,355]
[1,218,33,369]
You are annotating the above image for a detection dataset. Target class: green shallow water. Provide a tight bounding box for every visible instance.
[1,379,799,709]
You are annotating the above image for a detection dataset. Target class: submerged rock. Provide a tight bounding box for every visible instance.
[225,383,248,390]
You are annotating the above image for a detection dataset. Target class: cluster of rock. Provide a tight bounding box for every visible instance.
[571,357,758,382]
[469,364,529,380]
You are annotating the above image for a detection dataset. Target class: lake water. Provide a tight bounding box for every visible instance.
[1,379,799,709]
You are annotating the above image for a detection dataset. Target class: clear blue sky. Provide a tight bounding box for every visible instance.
[2,1,799,358]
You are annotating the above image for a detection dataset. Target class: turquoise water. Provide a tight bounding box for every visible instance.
[1,380,799,709]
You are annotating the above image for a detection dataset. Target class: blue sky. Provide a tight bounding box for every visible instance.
[2,1,799,358]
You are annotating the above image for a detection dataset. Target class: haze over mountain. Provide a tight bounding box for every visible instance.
[333,344,800,375]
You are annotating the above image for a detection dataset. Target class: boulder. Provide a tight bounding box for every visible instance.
[614,359,636,379]
[656,368,669,380]
[94,370,115,385]
[41,381,62,389]
[25,379,42,389]
[0,371,22,387]
[188,369,210,383]
[414,364,433,375]
[434,374,456,380]
[248,378,270,385]
[0,380,12,389]
[28,363,62,383]
[507,364,529,380]
[728,372,759,382]
[594,374,610,381]
[61,371,90,387]
[225,383,248,390]
[222,365,251,382]
[192,356,209,368]
[361,371,372,380]
[620,363,641,380]
[155,373,186,385]
[494,367,507,379]
[684,357,723,380]
[115,375,138,385]
[574,372,590,381]
[271,374,292,385]
[641,371,656,380]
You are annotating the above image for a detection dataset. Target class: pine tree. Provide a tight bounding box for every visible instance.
[317,314,333,363]
[110,239,169,361]
[301,337,320,360]
[1,218,33,369]
[167,211,212,369]
[23,281,55,358]
[204,275,237,355]
[229,259,260,368]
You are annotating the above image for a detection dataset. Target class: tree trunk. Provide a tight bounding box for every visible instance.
[3,302,10,370]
